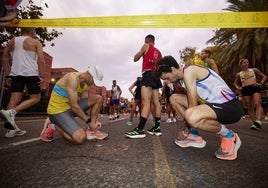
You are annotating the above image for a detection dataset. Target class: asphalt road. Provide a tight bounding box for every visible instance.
[0,114,267,188]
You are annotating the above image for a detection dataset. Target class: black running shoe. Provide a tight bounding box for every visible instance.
[250,121,262,130]
[147,126,162,136]
[125,128,146,138]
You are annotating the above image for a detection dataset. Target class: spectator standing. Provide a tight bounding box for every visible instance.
[200,49,219,74]
[110,80,122,120]
[127,77,142,126]
[234,58,267,129]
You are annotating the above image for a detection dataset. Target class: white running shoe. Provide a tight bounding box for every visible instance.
[0,109,18,130]
[166,118,172,123]
[5,129,27,138]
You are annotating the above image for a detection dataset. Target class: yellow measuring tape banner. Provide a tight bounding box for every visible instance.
[8,12,268,28]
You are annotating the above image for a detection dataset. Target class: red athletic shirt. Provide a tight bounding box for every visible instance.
[142,44,162,72]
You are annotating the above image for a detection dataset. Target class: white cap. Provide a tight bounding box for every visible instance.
[88,65,103,81]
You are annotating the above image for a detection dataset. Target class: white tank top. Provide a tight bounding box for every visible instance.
[112,85,120,99]
[10,36,39,76]
[180,67,237,104]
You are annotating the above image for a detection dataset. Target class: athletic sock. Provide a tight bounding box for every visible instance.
[154,117,161,128]
[189,128,200,136]
[137,117,147,130]
[218,124,234,138]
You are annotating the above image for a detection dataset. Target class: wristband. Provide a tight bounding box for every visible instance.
[85,117,91,124]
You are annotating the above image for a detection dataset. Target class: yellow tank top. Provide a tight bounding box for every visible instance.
[47,75,88,114]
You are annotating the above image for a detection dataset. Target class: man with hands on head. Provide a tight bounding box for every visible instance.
[46,65,108,144]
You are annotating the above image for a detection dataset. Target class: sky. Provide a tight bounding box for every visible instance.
[22,0,229,100]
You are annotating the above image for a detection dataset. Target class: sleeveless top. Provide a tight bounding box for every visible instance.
[10,36,39,76]
[112,85,120,99]
[180,66,236,104]
[142,44,162,72]
[47,73,88,114]
[239,68,256,82]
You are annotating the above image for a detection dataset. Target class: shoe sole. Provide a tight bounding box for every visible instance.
[15,131,26,136]
[87,136,97,140]
[40,133,54,142]
[125,134,146,139]
[87,133,109,140]
[215,133,242,160]
[174,139,206,148]
[5,131,26,138]
[95,133,109,140]
[250,125,261,130]
[5,132,16,138]
[147,131,162,136]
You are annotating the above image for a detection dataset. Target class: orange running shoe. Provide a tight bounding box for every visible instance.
[215,132,241,160]
[175,133,206,148]
[87,129,108,140]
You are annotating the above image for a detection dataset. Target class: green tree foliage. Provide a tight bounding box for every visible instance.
[206,0,268,85]
[0,0,62,47]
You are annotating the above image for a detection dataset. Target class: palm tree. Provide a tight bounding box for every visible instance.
[207,0,268,88]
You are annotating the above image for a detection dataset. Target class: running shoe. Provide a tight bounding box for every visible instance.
[0,109,18,130]
[147,126,162,136]
[5,129,26,138]
[125,128,146,138]
[172,118,177,123]
[109,115,114,120]
[127,120,133,126]
[166,118,172,123]
[215,133,241,160]
[174,133,206,148]
[250,121,262,130]
[40,123,55,142]
[87,130,108,140]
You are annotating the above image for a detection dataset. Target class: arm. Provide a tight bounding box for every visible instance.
[209,59,219,74]
[36,41,46,79]
[128,81,137,96]
[2,38,14,76]
[234,73,242,89]
[117,85,122,98]
[134,43,149,62]
[183,66,199,108]
[65,74,89,122]
[253,68,267,85]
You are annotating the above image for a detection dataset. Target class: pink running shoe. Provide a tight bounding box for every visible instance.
[87,129,108,140]
[175,133,206,148]
[215,133,241,160]
[40,123,55,142]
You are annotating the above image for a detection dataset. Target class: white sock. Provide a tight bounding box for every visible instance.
[9,109,17,116]
[217,124,229,137]
[50,123,55,130]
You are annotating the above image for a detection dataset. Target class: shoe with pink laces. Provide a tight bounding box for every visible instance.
[40,123,55,142]
[215,132,241,160]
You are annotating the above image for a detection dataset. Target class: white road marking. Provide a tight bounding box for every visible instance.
[0,137,41,150]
